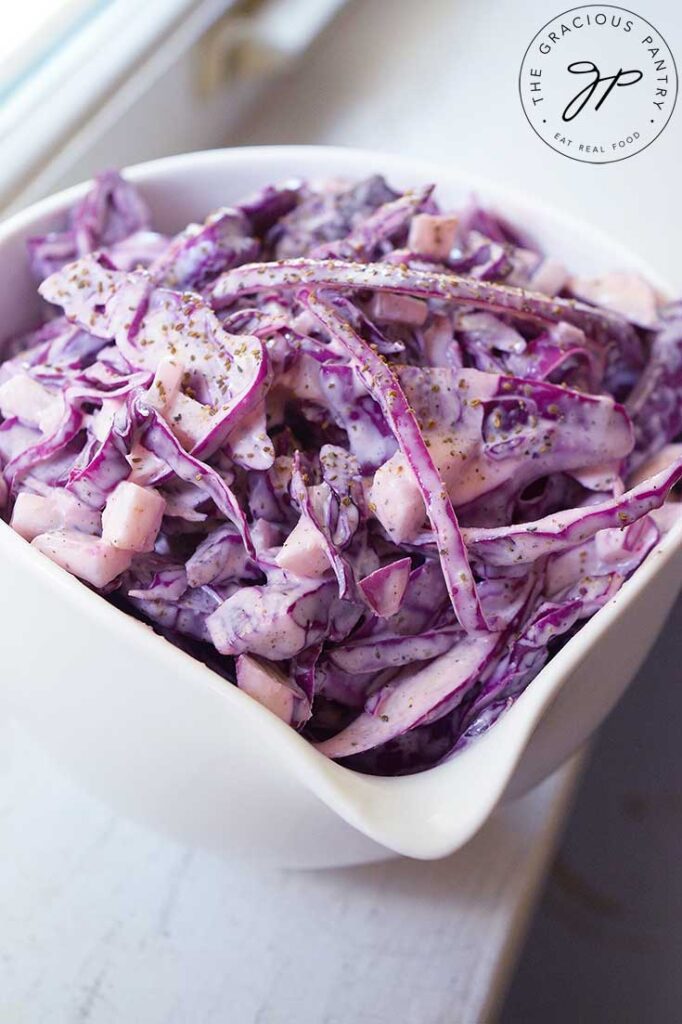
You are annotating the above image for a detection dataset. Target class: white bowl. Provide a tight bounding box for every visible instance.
[1,147,680,868]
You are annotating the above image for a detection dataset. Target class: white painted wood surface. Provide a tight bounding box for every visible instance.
[0,721,581,1024]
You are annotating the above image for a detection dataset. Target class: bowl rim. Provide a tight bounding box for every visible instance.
[1,144,680,859]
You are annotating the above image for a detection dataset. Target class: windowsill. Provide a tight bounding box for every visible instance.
[0,0,217,210]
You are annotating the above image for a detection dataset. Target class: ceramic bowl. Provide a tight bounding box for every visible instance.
[1,146,680,868]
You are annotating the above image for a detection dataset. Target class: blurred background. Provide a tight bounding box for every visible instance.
[2,1,680,1020]
[3,0,681,290]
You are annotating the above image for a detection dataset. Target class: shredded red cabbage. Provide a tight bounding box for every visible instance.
[2,169,681,776]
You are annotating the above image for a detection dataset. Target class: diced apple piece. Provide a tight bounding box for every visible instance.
[164,391,214,450]
[422,314,458,367]
[277,517,330,578]
[32,530,132,587]
[0,374,59,429]
[370,292,428,326]
[530,257,568,297]
[369,453,424,542]
[570,271,658,328]
[102,481,165,552]
[236,654,298,724]
[11,490,100,541]
[408,213,459,259]
[147,357,184,412]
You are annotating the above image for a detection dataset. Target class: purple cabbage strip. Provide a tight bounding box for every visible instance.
[289,451,356,598]
[358,557,412,618]
[315,632,500,758]
[149,207,259,290]
[28,170,150,281]
[626,303,682,471]
[268,176,399,259]
[311,185,434,260]
[329,621,462,675]
[213,257,642,357]
[138,404,253,553]
[463,459,682,566]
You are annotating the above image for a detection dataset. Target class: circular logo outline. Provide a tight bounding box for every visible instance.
[518,4,678,165]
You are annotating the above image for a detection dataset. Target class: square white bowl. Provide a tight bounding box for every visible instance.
[1,146,680,868]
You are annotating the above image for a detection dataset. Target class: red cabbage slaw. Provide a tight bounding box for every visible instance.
[1,169,681,775]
